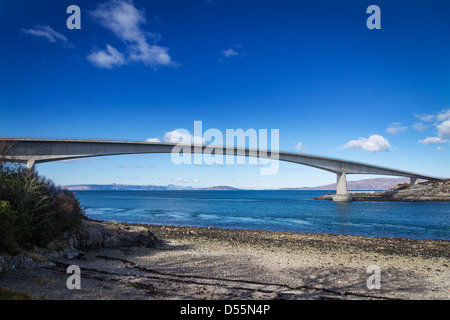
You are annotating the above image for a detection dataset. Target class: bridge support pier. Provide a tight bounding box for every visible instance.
[26,158,36,172]
[332,172,352,202]
[410,177,419,185]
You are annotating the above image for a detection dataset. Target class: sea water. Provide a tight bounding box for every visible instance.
[75,190,450,240]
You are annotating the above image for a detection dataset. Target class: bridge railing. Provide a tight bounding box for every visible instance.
[0,135,149,142]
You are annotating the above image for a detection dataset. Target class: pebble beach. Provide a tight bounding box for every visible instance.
[0,221,448,300]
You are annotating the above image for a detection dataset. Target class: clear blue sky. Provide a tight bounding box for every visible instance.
[1,0,449,188]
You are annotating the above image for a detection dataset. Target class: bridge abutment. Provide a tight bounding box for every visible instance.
[332,172,352,202]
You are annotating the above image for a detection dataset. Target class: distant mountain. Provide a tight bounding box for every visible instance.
[64,183,193,191]
[193,186,241,190]
[279,177,413,191]
[64,178,417,192]
[64,184,241,191]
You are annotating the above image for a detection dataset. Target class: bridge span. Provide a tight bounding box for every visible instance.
[0,138,443,202]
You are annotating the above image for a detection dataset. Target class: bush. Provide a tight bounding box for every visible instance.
[0,162,85,254]
[52,190,84,235]
[0,200,19,254]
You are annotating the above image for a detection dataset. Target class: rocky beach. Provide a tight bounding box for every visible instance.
[0,219,448,300]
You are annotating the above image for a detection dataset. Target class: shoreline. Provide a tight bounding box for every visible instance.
[317,179,450,202]
[317,194,450,202]
[0,220,449,300]
[142,223,450,258]
[121,221,450,242]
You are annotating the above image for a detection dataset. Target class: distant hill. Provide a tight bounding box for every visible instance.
[279,177,414,191]
[193,186,240,190]
[64,184,193,191]
[64,184,241,191]
[64,178,419,192]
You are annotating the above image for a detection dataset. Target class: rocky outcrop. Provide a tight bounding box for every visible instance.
[0,252,53,272]
[67,219,159,251]
[317,179,450,202]
[0,219,159,272]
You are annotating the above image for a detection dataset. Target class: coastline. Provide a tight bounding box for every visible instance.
[0,220,448,300]
[317,179,450,202]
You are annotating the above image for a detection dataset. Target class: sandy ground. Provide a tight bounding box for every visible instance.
[0,224,449,300]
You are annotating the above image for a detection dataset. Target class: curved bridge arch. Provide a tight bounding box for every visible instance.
[0,138,443,201]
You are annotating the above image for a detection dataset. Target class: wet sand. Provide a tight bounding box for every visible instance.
[0,223,449,300]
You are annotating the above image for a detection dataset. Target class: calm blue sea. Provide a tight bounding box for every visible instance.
[75,190,450,240]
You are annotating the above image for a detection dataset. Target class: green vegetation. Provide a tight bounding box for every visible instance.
[0,287,33,300]
[0,161,85,254]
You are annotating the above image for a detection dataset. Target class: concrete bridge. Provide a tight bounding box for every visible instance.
[0,138,442,201]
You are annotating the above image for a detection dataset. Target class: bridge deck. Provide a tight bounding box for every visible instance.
[0,138,442,181]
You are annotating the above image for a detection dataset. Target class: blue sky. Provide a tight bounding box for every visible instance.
[1,0,449,188]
